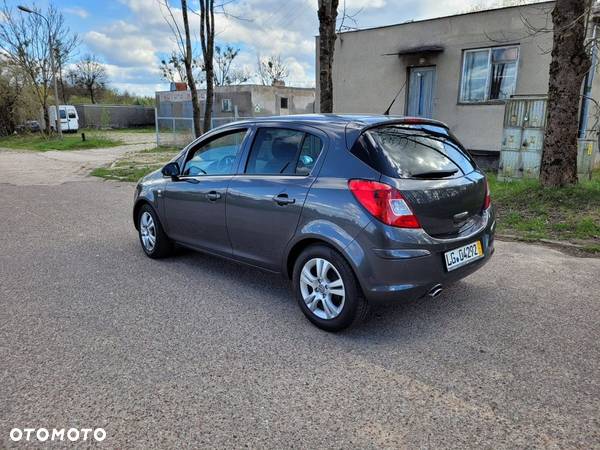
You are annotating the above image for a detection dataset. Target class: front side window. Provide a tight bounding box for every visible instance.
[245,128,323,175]
[460,46,519,102]
[182,129,247,176]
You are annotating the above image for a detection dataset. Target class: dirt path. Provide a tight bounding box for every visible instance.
[0,132,157,186]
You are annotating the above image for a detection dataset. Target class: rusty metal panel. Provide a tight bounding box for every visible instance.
[504,99,526,127]
[577,139,595,181]
[523,99,547,129]
[521,129,544,151]
[498,149,521,179]
[520,150,541,178]
[501,127,522,151]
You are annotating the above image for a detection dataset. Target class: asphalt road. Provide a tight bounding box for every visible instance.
[1,179,599,449]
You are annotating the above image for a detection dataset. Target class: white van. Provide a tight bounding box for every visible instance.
[48,105,79,133]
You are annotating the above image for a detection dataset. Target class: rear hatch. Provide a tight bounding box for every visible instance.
[350,122,487,238]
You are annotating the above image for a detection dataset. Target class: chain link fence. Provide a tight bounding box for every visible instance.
[155,112,252,147]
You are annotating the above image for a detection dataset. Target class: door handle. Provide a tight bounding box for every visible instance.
[206,191,222,201]
[273,193,296,206]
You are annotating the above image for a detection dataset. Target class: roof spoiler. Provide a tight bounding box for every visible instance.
[344,117,450,149]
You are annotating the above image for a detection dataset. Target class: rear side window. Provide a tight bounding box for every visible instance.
[245,128,323,175]
[352,125,476,179]
[68,112,76,119]
[59,110,67,119]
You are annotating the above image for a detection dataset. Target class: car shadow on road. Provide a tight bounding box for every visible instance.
[161,245,491,341]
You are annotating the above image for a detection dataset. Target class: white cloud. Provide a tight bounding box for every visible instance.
[64,7,89,19]
[84,30,157,67]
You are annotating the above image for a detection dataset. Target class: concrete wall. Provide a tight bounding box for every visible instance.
[325,2,562,153]
[75,105,155,129]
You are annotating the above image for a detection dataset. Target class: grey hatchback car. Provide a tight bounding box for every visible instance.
[133,114,495,331]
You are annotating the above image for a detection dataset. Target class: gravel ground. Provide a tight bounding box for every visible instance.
[0,132,156,186]
[0,179,599,449]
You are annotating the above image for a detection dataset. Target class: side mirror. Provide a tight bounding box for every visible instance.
[161,162,180,178]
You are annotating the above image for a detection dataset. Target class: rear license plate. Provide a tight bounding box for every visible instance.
[444,241,483,271]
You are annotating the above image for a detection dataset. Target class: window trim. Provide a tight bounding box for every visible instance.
[280,97,289,109]
[176,127,250,179]
[458,44,520,105]
[221,98,232,112]
[243,126,324,177]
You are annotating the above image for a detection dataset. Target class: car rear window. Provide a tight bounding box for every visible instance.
[351,125,477,179]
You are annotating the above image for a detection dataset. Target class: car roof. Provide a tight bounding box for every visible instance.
[218,114,449,149]
[229,113,447,128]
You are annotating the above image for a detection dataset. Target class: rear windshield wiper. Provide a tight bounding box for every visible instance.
[411,169,458,179]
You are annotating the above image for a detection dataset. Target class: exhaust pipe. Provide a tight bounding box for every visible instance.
[428,284,443,298]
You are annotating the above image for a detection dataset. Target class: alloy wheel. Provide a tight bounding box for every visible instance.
[139,211,156,252]
[299,257,346,320]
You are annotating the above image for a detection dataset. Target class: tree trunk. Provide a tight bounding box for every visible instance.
[200,0,215,133]
[43,99,51,134]
[89,86,95,104]
[540,0,591,187]
[181,0,202,137]
[318,0,339,113]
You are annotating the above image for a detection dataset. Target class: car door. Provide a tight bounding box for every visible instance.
[163,128,249,256]
[226,125,327,270]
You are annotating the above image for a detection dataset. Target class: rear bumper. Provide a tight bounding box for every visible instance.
[346,208,495,303]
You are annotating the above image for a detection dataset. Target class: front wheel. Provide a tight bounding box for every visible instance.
[293,244,368,332]
[138,204,174,258]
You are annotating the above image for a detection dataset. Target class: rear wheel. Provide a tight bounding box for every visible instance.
[138,204,174,258]
[293,244,368,331]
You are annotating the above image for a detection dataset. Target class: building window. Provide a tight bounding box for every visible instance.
[460,46,519,103]
[222,98,232,112]
[280,97,288,109]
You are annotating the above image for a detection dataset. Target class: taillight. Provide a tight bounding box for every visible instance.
[483,179,491,210]
[348,179,420,228]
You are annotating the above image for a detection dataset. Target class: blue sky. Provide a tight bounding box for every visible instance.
[4,0,516,96]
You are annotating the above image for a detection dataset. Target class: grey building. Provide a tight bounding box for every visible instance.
[318,1,600,165]
[155,84,315,145]
[156,84,315,125]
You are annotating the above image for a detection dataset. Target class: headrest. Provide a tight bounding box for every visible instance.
[271,137,298,159]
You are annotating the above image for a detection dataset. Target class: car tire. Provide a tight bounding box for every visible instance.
[137,204,174,259]
[293,244,369,332]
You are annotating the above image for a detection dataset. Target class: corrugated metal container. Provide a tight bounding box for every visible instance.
[499,96,546,181]
[498,96,593,182]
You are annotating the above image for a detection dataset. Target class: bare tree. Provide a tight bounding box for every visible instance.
[539,0,592,186]
[199,0,215,132]
[317,0,339,113]
[72,54,107,104]
[159,50,203,84]
[0,1,78,133]
[214,44,249,85]
[53,36,79,103]
[158,0,203,137]
[256,55,289,86]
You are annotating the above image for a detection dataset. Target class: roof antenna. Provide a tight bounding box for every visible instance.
[383,80,406,116]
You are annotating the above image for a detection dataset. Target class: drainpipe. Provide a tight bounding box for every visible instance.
[579,4,600,138]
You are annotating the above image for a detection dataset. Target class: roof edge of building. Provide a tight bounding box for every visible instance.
[327,1,554,37]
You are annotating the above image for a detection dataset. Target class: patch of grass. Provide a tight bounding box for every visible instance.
[0,133,123,151]
[139,145,180,153]
[489,169,600,245]
[92,147,179,182]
